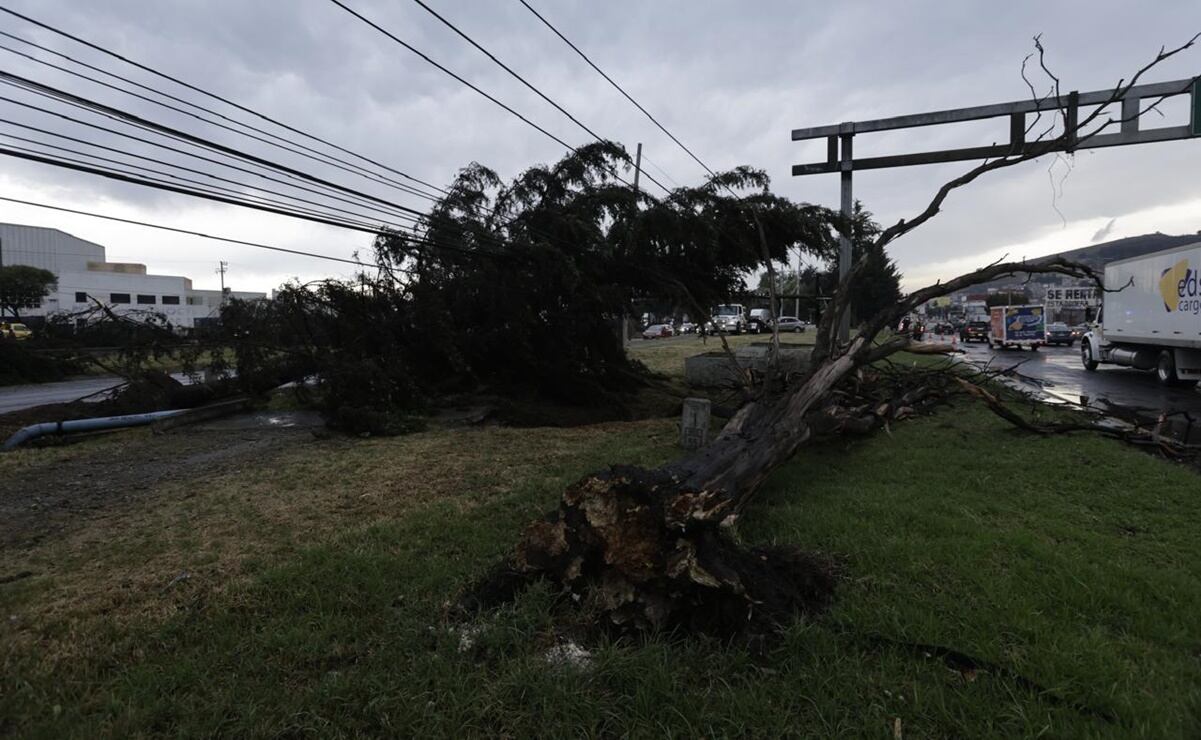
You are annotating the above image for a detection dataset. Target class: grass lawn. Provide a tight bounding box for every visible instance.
[3,339,1201,737]
[629,330,813,376]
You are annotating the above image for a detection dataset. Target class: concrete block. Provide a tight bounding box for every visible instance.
[684,344,814,387]
[679,397,711,449]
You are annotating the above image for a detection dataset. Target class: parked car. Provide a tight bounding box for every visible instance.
[959,320,990,343]
[0,322,32,340]
[1045,322,1074,346]
[775,316,805,333]
[641,323,674,339]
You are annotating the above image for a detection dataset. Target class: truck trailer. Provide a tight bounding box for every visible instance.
[1081,242,1201,386]
[988,305,1045,350]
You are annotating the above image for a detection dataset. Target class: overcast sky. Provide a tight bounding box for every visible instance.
[0,0,1199,293]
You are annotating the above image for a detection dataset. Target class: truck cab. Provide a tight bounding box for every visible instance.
[710,304,748,334]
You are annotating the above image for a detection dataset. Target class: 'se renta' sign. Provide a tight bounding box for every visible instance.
[1045,286,1098,307]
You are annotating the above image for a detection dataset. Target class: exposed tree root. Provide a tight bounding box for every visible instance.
[456,465,839,637]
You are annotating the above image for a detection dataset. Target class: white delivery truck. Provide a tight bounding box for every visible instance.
[988,305,1045,350]
[1081,241,1201,386]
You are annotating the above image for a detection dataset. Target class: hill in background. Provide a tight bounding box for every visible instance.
[967,231,1201,293]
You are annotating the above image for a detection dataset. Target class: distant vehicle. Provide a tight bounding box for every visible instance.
[1045,322,1074,346]
[989,305,1045,350]
[959,320,990,343]
[0,322,32,340]
[1082,242,1201,385]
[641,323,674,339]
[776,316,805,333]
[710,304,748,334]
[747,308,772,334]
[1070,324,1087,340]
[677,322,696,334]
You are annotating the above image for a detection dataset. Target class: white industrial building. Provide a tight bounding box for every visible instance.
[0,222,265,328]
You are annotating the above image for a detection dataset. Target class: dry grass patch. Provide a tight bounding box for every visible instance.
[1,418,679,666]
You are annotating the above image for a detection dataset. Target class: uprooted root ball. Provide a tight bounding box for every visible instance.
[457,465,838,638]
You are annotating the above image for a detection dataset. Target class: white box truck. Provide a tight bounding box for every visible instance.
[1081,242,1201,386]
[988,305,1046,350]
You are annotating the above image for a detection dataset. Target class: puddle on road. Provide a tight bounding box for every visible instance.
[196,410,326,431]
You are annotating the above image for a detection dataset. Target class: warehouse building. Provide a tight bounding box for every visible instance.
[0,222,265,328]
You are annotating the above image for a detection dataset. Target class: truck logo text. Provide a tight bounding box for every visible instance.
[1159,259,1200,314]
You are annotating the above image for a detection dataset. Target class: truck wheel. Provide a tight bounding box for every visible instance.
[1081,341,1098,371]
[1156,350,1188,386]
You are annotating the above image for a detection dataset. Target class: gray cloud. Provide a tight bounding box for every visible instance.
[1091,217,1117,243]
[1,0,1199,294]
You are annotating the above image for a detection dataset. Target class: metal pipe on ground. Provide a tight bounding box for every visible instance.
[2,409,187,451]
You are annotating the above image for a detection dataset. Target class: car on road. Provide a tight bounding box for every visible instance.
[959,320,990,343]
[1045,322,1074,346]
[0,322,32,341]
[775,316,805,333]
[641,323,674,339]
[677,322,696,334]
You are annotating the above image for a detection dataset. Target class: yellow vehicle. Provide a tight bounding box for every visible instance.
[0,321,33,340]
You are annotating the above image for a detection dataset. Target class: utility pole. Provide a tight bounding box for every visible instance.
[633,142,642,192]
[622,143,643,352]
[216,260,228,303]
[794,247,801,319]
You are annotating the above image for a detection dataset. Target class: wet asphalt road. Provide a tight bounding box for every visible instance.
[0,373,193,415]
[950,335,1201,442]
[0,376,127,415]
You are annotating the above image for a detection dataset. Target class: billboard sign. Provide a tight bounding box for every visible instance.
[1045,285,1098,308]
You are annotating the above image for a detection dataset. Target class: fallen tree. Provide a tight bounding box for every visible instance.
[455,36,1200,637]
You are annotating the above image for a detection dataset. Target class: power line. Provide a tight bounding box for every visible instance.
[404,0,670,196]
[0,194,384,269]
[0,10,633,267]
[0,5,450,198]
[0,71,432,221]
[517,0,719,181]
[0,88,532,262]
[641,153,680,188]
[0,116,426,227]
[327,0,581,157]
[0,137,409,232]
[0,145,392,234]
[0,35,443,203]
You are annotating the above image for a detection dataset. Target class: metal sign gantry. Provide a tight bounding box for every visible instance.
[792,76,1199,340]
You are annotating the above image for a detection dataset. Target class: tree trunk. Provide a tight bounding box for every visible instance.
[458,258,1099,637]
